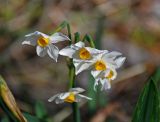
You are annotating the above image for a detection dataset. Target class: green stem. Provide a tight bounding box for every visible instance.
[69,59,75,88]
[67,23,81,122]
[83,34,99,114]
[68,59,81,122]
[72,102,80,122]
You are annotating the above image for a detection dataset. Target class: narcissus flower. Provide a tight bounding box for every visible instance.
[90,51,126,90]
[59,41,107,74]
[22,31,70,61]
[48,87,92,104]
[70,49,125,90]
[92,69,117,91]
[90,51,125,77]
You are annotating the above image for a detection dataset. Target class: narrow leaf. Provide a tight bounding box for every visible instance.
[83,34,95,48]
[53,21,68,33]
[67,23,72,40]
[1,117,9,122]
[74,32,80,43]
[24,113,40,122]
[152,67,160,85]
[35,101,47,119]
[132,78,160,122]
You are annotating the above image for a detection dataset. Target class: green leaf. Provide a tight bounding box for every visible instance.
[132,78,160,122]
[82,34,95,48]
[24,113,40,122]
[74,32,80,43]
[53,21,68,33]
[53,21,72,43]
[66,23,72,40]
[152,68,160,85]
[1,116,10,122]
[88,75,97,114]
[35,101,47,119]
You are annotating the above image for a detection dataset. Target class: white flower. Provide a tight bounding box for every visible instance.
[90,51,125,90]
[22,31,70,62]
[92,69,117,91]
[59,41,103,60]
[90,51,126,77]
[74,49,125,75]
[73,50,126,90]
[48,87,92,104]
[59,41,108,74]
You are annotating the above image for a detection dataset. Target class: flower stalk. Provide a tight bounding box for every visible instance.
[67,24,81,122]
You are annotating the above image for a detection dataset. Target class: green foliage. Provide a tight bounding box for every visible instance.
[83,34,95,48]
[24,113,40,122]
[35,101,48,120]
[1,116,10,122]
[0,75,51,122]
[74,32,80,43]
[152,68,160,86]
[53,21,69,33]
[87,76,97,114]
[25,101,52,122]
[132,68,160,122]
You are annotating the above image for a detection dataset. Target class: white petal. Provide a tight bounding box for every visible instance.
[111,69,117,80]
[91,70,102,79]
[22,40,37,46]
[85,47,108,55]
[76,94,92,102]
[106,51,122,58]
[23,31,49,46]
[103,69,117,80]
[75,41,85,48]
[36,46,47,57]
[69,87,85,94]
[25,31,49,38]
[48,94,60,102]
[50,32,70,43]
[55,98,64,104]
[59,46,76,58]
[115,57,126,68]
[73,60,93,75]
[102,56,117,69]
[59,92,70,99]
[94,79,99,91]
[47,44,59,62]
[100,79,111,90]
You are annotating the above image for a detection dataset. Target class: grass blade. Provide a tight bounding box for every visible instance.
[132,77,160,122]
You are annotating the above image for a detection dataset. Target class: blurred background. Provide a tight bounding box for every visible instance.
[0,0,160,122]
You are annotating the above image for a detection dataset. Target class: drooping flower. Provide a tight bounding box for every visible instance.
[90,51,126,90]
[48,87,92,104]
[90,51,125,77]
[22,31,70,62]
[92,69,117,91]
[74,49,125,75]
[73,50,125,90]
[59,41,126,90]
[59,41,107,74]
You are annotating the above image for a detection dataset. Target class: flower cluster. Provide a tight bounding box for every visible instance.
[22,30,125,104]
[59,41,126,91]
